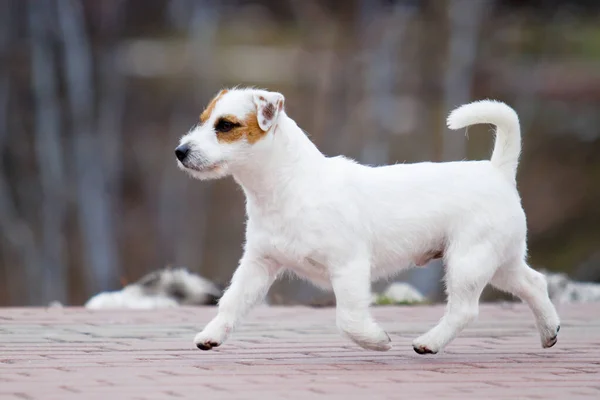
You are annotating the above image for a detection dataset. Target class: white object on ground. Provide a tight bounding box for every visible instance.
[85,267,221,310]
[373,282,426,304]
[544,271,600,304]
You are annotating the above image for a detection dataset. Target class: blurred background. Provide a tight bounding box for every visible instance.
[0,0,599,307]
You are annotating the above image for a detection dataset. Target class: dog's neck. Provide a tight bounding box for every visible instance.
[231,113,324,205]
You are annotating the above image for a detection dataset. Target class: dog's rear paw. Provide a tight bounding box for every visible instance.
[342,324,392,351]
[412,335,441,355]
[196,340,221,351]
[359,334,392,352]
[413,344,437,355]
[542,325,560,349]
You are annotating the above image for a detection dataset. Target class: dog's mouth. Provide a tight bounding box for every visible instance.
[180,160,225,173]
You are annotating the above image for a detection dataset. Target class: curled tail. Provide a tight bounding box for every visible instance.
[446,100,521,184]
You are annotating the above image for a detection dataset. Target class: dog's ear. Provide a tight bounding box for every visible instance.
[253,92,284,131]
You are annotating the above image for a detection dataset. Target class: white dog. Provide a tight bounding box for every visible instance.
[175,87,560,354]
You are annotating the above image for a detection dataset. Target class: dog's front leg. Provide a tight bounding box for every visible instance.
[331,259,391,351]
[194,252,280,350]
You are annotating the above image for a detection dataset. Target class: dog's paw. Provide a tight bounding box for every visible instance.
[193,331,224,351]
[542,325,560,349]
[193,320,231,351]
[341,323,392,351]
[412,336,440,355]
[412,343,437,355]
[357,332,392,352]
[195,339,221,351]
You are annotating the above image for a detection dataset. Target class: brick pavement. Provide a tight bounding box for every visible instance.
[0,303,599,399]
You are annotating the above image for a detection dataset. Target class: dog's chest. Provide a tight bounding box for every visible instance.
[251,214,332,283]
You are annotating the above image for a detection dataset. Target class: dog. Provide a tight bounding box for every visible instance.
[175,87,560,354]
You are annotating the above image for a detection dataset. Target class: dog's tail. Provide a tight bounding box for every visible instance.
[447,100,521,184]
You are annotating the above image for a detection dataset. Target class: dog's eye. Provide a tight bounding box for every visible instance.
[215,119,237,133]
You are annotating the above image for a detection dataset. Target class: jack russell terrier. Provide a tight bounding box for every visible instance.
[175,88,560,354]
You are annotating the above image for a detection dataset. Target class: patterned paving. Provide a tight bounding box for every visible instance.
[0,303,599,399]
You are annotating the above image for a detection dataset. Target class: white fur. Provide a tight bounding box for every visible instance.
[176,88,560,354]
[85,286,179,310]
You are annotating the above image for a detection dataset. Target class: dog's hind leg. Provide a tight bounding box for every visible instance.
[491,260,560,348]
[331,258,391,351]
[412,244,497,355]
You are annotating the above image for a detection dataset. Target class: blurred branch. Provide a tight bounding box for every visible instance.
[57,0,119,294]
[28,0,67,303]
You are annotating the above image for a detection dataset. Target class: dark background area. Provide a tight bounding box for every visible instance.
[0,0,599,306]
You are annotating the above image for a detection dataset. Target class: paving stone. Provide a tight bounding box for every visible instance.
[0,304,598,399]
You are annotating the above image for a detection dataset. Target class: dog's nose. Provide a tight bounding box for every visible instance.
[175,144,190,162]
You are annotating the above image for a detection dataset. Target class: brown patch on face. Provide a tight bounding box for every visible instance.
[200,89,229,124]
[245,112,268,144]
[215,113,268,145]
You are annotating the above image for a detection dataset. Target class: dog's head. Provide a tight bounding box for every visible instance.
[175,87,285,180]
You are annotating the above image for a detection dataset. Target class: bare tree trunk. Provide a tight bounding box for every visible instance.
[160,0,219,273]
[410,0,490,302]
[0,0,43,305]
[159,108,191,265]
[288,0,338,143]
[442,0,490,161]
[0,0,16,304]
[57,0,119,294]
[302,1,352,157]
[98,0,126,207]
[359,0,416,165]
[96,0,127,279]
[0,176,43,306]
[28,0,68,303]
[186,0,220,273]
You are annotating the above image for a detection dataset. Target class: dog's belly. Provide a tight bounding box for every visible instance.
[265,232,443,286]
[257,213,445,286]
[369,236,445,279]
[270,250,332,288]
[289,259,333,288]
